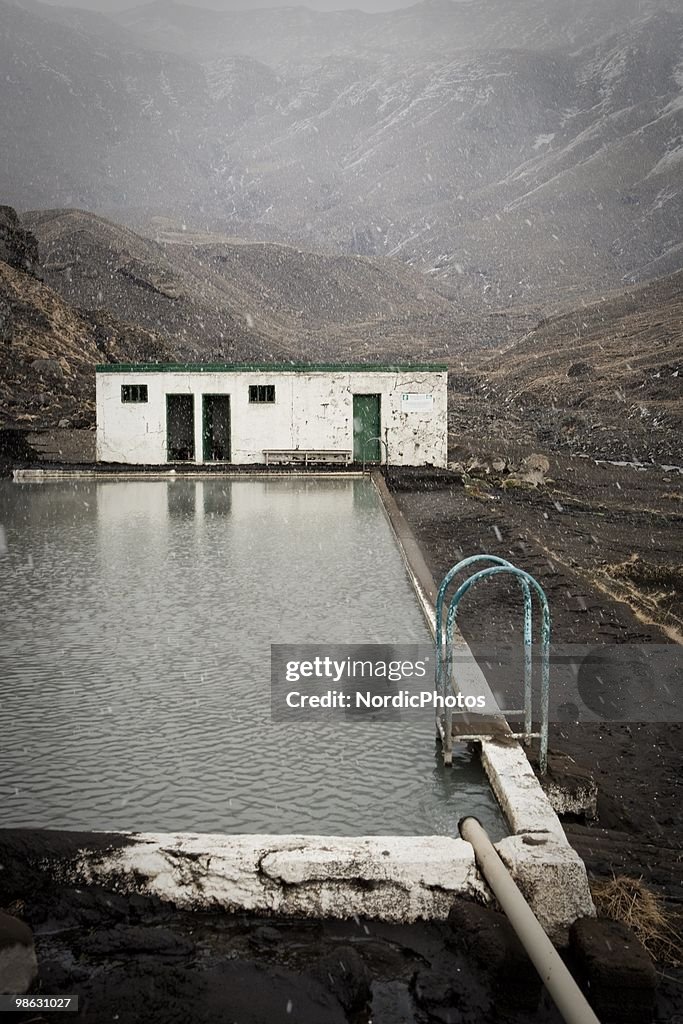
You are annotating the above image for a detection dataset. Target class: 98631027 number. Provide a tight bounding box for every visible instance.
[0,995,79,1012]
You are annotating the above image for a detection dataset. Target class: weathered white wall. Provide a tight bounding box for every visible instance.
[96,369,448,466]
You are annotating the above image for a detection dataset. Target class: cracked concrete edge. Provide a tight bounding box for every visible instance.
[479,740,565,838]
[373,474,596,937]
[63,833,487,923]
[495,834,596,943]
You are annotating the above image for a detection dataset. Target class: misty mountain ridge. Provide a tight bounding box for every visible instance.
[1,0,681,315]
[115,0,672,64]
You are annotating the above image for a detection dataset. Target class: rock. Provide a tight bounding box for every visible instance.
[82,925,195,959]
[370,980,416,1023]
[520,453,550,475]
[413,947,490,1023]
[447,901,541,1012]
[517,452,551,486]
[0,910,39,995]
[541,750,598,820]
[30,358,64,379]
[312,944,371,1013]
[0,207,39,277]
[502,452,551,489]
[58,417,71,429]
[465,455,509,478]
[567,361,592,377]
[494,834,596,943]
[569,917,657,1022]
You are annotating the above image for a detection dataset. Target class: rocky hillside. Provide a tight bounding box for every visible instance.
[0,205,39,276]
[25,208,525,359]
[0,210,175,430]
[1,0,681,313]
[451,271,683,462]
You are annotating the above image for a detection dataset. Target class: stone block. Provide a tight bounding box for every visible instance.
[0,911,38,995]
[570,917,657,1023]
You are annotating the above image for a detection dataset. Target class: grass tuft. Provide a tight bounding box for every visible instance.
[591,875,683,967]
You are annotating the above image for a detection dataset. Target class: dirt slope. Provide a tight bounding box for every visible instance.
[449,271,683,463]
[25,208,509,361]
[0,259,174,430]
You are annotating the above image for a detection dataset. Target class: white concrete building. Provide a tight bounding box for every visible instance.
[95,363,448,467]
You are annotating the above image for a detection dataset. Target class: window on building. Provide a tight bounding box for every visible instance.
[121,384,148,403]
[249,384,275,404]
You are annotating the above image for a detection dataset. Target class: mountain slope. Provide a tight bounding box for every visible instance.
[0,201,527,430]
[0,0,213,212]
[25,207,526,359]
[0,228,175,430]
[188,10,682,307]
[454,271,683,461]
[1,0,681,313]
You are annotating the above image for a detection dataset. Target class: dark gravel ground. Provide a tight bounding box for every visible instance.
[1,874,680,1024]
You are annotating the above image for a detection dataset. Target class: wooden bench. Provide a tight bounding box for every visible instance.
[263,449,353,467]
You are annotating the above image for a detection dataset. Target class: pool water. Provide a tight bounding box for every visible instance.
[0,477,506,838]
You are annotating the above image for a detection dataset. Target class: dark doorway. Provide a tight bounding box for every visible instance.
[166,394,195,462]
[202,395,231,462]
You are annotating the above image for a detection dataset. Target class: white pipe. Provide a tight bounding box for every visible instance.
[459,817,600,1024]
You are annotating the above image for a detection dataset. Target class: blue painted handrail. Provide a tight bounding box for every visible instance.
[435,558,551,775]
[435,555,532,732]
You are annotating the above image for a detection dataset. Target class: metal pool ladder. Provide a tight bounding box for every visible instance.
[435,555,551,775]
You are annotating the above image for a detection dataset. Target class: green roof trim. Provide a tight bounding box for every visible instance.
[96,362,448,374]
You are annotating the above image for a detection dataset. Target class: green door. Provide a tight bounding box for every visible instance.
[202,394,231,462]
[166,394,195,462]
[353,394,381,462]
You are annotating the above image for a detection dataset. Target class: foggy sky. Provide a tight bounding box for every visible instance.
[39,0,421,12]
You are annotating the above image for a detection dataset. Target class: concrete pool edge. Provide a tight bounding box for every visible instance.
[370,470,596,938]
[12,467,366,481]
[0,827,587,942]
[32,832,487,921]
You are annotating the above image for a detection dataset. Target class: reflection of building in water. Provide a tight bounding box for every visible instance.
[96,363,448,467]
[201,480,232,519]
[96,481,171,576]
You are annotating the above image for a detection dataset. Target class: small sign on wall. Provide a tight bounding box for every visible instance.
[401,393,434,413]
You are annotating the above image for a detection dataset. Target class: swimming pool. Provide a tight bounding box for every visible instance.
[0,477,506,838]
